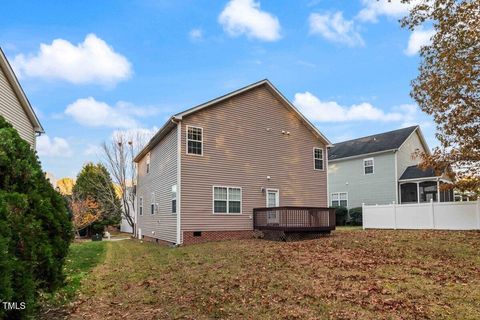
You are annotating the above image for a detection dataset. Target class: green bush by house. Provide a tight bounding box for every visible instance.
[0,116,73,318]
[333,206,348,226]
[348,207,363,226]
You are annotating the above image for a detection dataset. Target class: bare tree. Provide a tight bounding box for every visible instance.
[101,130,152,235]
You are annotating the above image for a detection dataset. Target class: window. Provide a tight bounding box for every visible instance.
[171,185,177,213]
[139,197,143,216]
[331,192,348,207]
[314,147,324,170]
[146,153,151,174]
[187,126,203,155]
[213,186,242,214]
[364,158,374,174]
[150,192,155,214]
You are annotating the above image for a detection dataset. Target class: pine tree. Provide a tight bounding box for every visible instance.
[0,116,73,318]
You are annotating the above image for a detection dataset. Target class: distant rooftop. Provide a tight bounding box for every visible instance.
[328,126,418,161]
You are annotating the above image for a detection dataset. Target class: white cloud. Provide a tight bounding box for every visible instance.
[357,0,421,23]
[84,144,103,156]
[218,0,281,41]
[13,33,132,86]
[37,135,72,157]
[189,28,204,41]
[309,12,364,47]
[405,27,435,56]
[294,92,409,122]
[65,97,139,128]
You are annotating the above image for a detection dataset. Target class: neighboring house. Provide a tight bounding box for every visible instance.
[0,48,44,147]
[328,126,454,209]
[134,79,332,245]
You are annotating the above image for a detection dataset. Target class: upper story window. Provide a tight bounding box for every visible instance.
[139,197,143,216]
[314,147,324,170]
[150,192,155,214]
[171,185,177,214]
[187,126,203,155]
[364,158,374,174]
[213,186,242,214]
[331,192,348,207]
[146,153,151,174]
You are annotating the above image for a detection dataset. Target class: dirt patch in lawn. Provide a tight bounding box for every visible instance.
[64,229,480,319]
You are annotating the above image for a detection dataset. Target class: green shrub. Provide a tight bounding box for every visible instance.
[333,206,348,226]
[0,116,73,318]
[348,207,363,226]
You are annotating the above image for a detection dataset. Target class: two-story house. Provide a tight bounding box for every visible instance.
[0,48,43,148]
[134,79,332,245]
[328,126,454,209]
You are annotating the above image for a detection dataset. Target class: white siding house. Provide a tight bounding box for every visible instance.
[328,126,453,209]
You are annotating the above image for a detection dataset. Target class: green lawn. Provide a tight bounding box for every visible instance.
[40,241,106,317]
[50,230,480,319]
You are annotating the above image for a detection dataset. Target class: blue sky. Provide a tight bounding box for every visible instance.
[0,0,436,179]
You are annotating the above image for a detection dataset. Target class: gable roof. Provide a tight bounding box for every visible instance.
[0,47,44,133]
[328,126,429,161]
[399,165,437,180]
[134,79,331,162]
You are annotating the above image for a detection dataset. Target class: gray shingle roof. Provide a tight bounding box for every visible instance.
[399,165,437,180]
[328,126,418,161]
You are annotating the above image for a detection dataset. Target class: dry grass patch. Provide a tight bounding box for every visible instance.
[65,229,480,319]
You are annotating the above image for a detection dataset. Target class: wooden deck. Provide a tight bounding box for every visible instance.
[253,206,336,233]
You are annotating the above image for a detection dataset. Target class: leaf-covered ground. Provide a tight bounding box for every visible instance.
[65,229,480,319]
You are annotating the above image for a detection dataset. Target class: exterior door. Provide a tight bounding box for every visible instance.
[266,189,280,224]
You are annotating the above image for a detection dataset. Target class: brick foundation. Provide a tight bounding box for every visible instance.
[183,230,255,245]
[142,235,175,246]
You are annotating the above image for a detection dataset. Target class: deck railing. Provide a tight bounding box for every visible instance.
[253,206,336,232]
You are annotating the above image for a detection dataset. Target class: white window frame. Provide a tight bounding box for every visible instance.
[171,184,177,214]
[150,192,156,215]
[331,192,348,207]
[139,196,143,216]
[146,152,151,174]
[186,125,203,156]
[364,157,374,175]
[212,186,242,215]
[313,147,324,171]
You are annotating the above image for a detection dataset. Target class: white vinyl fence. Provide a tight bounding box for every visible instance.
[363,200,480,230]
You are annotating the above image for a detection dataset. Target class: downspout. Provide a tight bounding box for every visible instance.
[176,119,182,245]
[326,146,330,207]
[394,150,399,204]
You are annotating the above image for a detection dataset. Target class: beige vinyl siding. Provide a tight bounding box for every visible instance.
[136,126,178,243]
[397,130,426,178]
[180,85,328,232]
[0,65,35,147]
